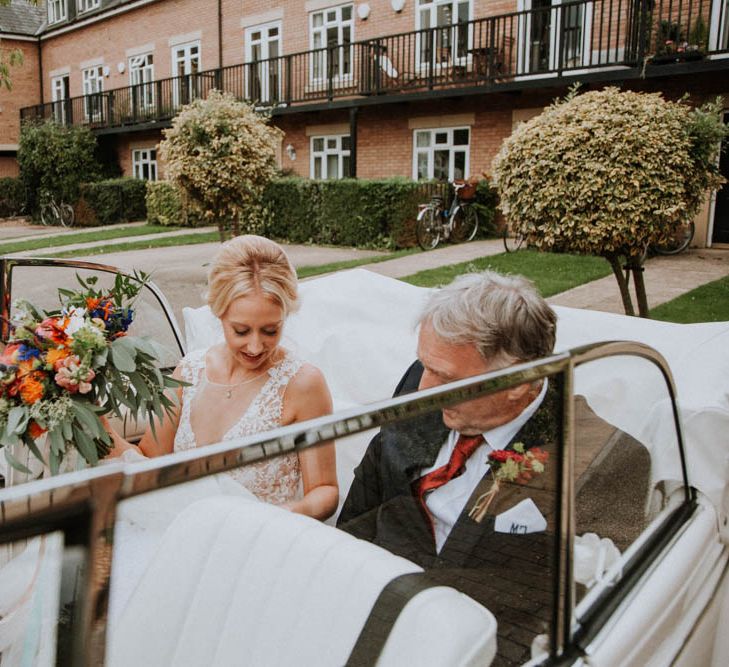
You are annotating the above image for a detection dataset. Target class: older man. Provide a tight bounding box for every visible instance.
[338,270,558,555]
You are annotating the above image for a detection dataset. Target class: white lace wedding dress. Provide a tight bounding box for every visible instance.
[174,346,304,503]
[108,347,305,625]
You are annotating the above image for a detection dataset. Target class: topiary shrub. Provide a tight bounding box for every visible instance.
[145,181,203,227]
[492,86,728,316]
[0,177,25,217]
[160,91,282,240]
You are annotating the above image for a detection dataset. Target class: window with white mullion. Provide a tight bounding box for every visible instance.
[413,126,470,181]
[47,0,67,24]
[309,4,354,83]
[310,135,351,180]
[416,0,473,68]
[244,22,282,104]
[77,0,100,13]
[129,53,155,112]
[51,74,69,124]
[132,148,158,181]
[82,66,104,121]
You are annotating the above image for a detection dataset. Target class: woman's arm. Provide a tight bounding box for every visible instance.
[104,365,184,459]
[281,364,338,521]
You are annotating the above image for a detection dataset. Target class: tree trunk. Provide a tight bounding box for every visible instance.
[630,262,650,318]
[607,255,635,316]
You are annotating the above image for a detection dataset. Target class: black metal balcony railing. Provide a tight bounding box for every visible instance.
[20,0,729,130]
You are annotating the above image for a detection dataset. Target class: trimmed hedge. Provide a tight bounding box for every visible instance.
[261,177,498,249]
[143,177,499,247]
[145,181,204,227]
[0,177,25,217]
[77,178,148,226]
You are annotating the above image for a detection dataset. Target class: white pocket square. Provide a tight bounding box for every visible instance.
[494,498,547,534]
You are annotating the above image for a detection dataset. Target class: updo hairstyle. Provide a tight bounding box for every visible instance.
[207,235,299,318]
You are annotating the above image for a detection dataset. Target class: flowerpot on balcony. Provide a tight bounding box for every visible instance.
[651,49,705,65]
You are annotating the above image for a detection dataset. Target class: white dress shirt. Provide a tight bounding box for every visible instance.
[419,381,548,553]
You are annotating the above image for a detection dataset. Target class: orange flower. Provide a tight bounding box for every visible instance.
[19,374,44,405]
[35,317,68,346]
[86,297,101,311]
[28,420,47,439]
[46,347,72,370]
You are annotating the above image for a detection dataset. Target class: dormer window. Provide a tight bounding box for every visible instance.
[47,0,67,24]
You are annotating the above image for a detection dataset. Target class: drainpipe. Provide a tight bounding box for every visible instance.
[349,107,358,178]
[37,37,44,105]
[217,0,223,70]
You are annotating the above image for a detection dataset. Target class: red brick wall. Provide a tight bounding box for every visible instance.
[0,39,40,146]
[0,157,19,177]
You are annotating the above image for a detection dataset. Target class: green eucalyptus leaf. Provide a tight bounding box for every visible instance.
[110,343,136,373]
[7,406,29,435]
[71,402,103,438]
[4,447,32,474]
[73,424,98,466]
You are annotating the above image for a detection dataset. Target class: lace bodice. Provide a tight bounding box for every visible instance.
[174,347,304,505]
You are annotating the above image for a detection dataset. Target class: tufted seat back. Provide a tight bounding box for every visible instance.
[107,495,497,667]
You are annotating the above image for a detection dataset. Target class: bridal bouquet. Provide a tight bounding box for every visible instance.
[0,272,182,475]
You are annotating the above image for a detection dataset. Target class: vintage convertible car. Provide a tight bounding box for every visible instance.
[0,257,728,667]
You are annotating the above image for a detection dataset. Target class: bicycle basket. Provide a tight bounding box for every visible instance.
[454,180,477,201]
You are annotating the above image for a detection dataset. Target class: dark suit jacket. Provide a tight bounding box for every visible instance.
[337,361,561,666]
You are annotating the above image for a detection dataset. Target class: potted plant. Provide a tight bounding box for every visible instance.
[651,18,706,64]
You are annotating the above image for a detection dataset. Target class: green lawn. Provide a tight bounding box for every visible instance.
[39,231,221,258]
[0,224,184,255]
[650,274,729,323]
[402,249,612,297]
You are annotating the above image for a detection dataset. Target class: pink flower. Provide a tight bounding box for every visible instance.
[54,355,95,394]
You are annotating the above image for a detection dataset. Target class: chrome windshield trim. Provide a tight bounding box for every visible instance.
[0,255,186,356]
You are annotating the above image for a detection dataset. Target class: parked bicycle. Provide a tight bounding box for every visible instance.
[39,190,74,227]
[416,180,480,250]
[502,220,526,253]
[650,221,695,255]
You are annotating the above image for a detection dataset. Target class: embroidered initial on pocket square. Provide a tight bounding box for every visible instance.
[494,498,547,534]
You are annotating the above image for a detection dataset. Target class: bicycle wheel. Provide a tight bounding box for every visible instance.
[416,207,442,250]
[59,203,75,228]
[39,202,55,226]
[503,223,525,252]
[450,205,479,243]
[653,222,695,256]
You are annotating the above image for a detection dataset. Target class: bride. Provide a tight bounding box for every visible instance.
[105,234,338,521]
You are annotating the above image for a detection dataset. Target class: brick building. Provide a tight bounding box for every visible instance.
[2,0,729,244]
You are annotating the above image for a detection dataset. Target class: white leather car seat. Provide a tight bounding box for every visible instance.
[107,495,497,667]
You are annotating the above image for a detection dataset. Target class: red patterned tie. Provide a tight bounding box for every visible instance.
[412,433,484,536]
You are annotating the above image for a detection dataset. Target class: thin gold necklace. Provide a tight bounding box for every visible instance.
[205,369,268,398]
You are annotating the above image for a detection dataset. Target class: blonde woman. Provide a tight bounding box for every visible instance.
[107,235,338,521]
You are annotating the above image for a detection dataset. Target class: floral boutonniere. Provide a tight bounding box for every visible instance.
[469,442,549,523]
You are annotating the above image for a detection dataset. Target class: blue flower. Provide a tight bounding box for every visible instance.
[17,344,41,361]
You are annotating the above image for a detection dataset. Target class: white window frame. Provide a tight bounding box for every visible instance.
[309,4,355,85]
[77,0,100,13]
[415,0,473,70]
[244,21,283,104]
[310,134,351,180]
[171,41,201,108]
[709,0,729,50]
[82,65,104,121]
[132,148,158,181]
[516,0,593,76]
[47,0,67,24]
[51,74,69,124]
[412,126,470,181]
[129,52,155,112]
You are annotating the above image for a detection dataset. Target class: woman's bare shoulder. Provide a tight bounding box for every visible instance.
[283,361,332,421]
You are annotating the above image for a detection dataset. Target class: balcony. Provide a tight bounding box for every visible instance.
[21,0,729,131]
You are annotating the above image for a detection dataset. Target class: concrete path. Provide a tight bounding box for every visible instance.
[0,219,148,243]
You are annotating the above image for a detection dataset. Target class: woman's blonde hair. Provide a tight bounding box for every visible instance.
[207,235,299,318]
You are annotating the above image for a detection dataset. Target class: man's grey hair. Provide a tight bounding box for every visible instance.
[419,271,557,365]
